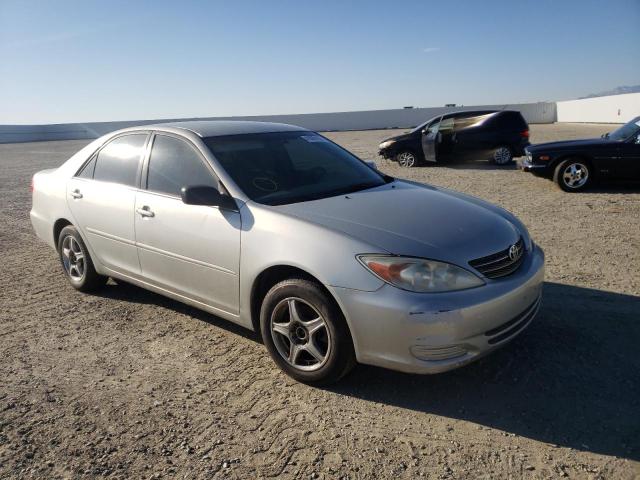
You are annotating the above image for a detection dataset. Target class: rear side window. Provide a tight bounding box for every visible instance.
[454,113,495,131]
[489,112,528,130]
[93,134,148,187]
[146,135,217,197]
[76,156,97,179]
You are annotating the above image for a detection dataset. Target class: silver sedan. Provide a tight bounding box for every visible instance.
[30,121,544,384]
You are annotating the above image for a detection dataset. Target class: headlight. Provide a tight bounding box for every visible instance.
[379,140,394,149]
[357,255,484,293]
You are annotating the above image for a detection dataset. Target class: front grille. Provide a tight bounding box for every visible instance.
[469,237,525,279]
[484,295,540,345]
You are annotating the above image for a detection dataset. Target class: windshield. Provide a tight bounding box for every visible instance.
[607,116,640,141]
[410,115,441,133]
[204,131,388,205]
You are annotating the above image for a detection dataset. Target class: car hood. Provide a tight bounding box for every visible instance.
[528,138,608,151]
[380,132,414,144]
[274,181,521,265]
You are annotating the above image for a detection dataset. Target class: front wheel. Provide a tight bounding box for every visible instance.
[260,279,356,385]
[492,146,514,165]
[553,158,592,192]
[396,151,419,168]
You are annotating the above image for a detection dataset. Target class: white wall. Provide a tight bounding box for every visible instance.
[557,93,640,124]
[0,102,555,144]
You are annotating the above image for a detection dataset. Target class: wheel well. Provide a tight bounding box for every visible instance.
[53,218,72,246]
[250,265,336,334]
[551,154,593,173]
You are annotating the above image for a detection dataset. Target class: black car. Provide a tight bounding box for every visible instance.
[522,116,640,191]
[378,110,530,167]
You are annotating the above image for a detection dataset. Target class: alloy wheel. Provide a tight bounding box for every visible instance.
[61,235,85,281]
[562,162,589,189]
[270,297,331,372]
[493,147,512,165]
[397,152,416,168]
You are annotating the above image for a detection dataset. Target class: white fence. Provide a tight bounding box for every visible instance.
[557,93,640,124]
[0,102,555,144]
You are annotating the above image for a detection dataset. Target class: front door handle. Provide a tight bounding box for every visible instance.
[70,189,83,199]
[136,206,155,218]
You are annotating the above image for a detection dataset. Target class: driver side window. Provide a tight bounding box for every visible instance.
[439,117,454,134]
[146,135,218,197]
[426,120,441,134]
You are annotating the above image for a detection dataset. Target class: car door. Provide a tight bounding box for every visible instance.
[421,117,441,162]
[67,132,149,275]
[134,133,241,315]
[435,117,455,160]
[615,132,640,179]
[453,113,493,160]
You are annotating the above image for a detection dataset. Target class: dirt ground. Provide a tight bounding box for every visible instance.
[1,123,639,479]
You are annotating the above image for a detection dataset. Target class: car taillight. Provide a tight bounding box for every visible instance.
[520,130,529,138]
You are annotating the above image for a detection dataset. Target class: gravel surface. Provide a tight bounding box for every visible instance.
[1,123,639,479]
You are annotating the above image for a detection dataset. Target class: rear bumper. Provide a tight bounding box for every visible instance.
[330,245,545,374]
[30,209,55,248]
[513,142,530,157]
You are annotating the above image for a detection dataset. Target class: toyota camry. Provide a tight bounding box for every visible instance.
[30,121,544,384]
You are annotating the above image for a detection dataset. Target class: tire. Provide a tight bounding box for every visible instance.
[396,150,420,168]
[259,278,356,385]
[57,225,108,292]
[492,146,514,165]
[553,158,592,192]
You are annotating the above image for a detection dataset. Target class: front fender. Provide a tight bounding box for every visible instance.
[237,202,385,326]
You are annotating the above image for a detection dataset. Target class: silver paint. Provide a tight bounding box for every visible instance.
[30,121,545,375]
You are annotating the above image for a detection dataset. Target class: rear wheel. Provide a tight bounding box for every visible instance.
[260,278,356,385]
[553,158,592,192]
[396,151,419,168]
[492,146,514,165]
[57,225,108,291]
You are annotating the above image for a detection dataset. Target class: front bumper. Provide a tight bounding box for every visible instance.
[378,149,394,160]
[330,245,545,374]
[520,156,552,175]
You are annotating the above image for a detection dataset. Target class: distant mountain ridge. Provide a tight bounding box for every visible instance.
[580,85,640,99]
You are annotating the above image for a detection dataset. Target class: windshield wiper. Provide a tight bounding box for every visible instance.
[273,182,384,205]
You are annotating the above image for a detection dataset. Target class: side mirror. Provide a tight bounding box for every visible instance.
[365,160,378,170]
[180,185,237,210]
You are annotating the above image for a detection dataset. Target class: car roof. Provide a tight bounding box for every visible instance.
[144,120,308,137]
[443,110,499,119]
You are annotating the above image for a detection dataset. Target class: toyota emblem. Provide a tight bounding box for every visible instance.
[508,243,521,261]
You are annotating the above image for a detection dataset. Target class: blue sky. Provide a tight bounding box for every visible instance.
[1,0,638,124]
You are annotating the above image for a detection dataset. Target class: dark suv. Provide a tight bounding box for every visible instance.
[378,110,530,167]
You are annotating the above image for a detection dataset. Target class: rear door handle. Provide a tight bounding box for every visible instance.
[136,206,155,218]
[70,189,83,199]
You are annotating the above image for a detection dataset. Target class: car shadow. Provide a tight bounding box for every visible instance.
[330,282,640,460]
[438,159,520,170]
[91,280,639,460]
[583,182,640,193]
[90,280,261,343]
